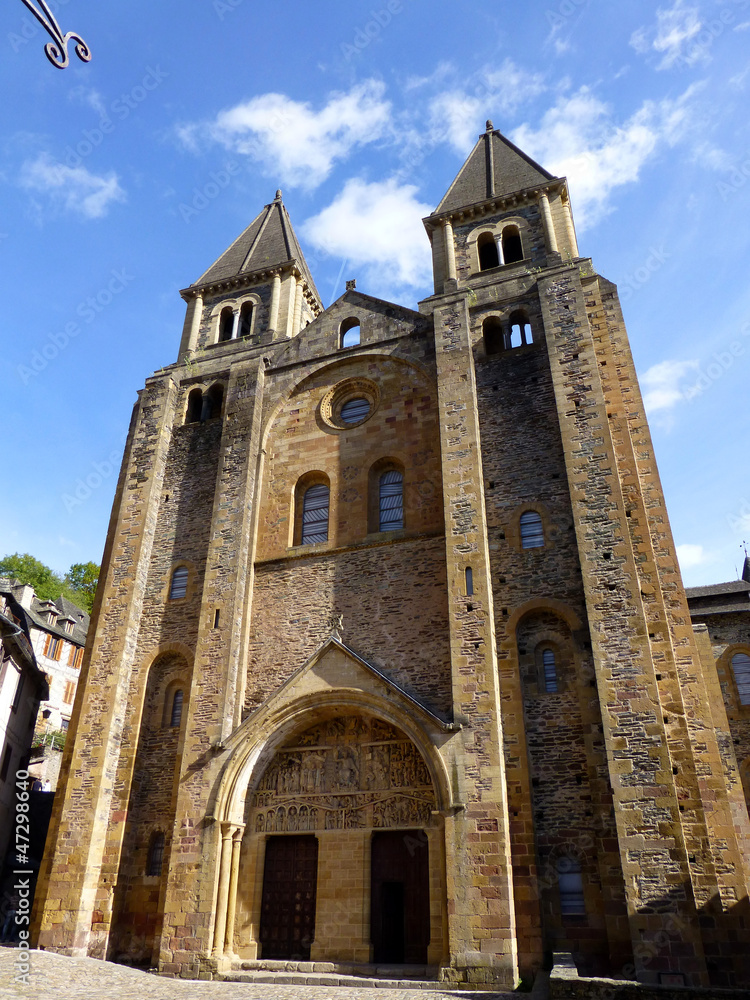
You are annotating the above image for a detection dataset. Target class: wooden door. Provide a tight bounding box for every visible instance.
[259,835,318,960]
[371,830,429,964]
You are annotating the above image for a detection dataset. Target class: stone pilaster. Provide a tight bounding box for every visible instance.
[431,289,518,987]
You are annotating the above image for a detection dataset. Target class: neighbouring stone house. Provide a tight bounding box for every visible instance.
[31,124,750,993]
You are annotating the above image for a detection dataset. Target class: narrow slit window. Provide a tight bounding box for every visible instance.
[301,484,329,545]
[732,652,750,705]
[169,689,184,728]
[520,511,544,549]
[465,567,474,596]
[147,832,165,877]
[169,566,188,600]
[379,470,404,531]
[186,388,203,423]
[557,858,585,915]
[542,649,558,692]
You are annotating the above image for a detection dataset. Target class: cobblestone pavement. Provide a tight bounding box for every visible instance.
[0,947,525,1000]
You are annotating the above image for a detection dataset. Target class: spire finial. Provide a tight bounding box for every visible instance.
[274,189,282,201]
[742,542,749,582]
[486,119,494,132]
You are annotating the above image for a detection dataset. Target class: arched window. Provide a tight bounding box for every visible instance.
[509,310,533,349]
[483,316,504,355]
[501,225,524,264]
[218,307,235,343]
[204,383,224,420]
[169,566,188,600]
[379,470,404,531]
[186,388,203,423]
[520,511,544,549]
[147,832,165,877]
[340,317,361,349]
[301,483,329,545]
[169,689,184,728]
[477,232,499,270]
[557,857,585,915]
[239,301,254,338]
[732,652,750,705]
[542,648,558,693]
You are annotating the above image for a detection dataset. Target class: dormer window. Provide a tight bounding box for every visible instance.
[478,232,499,271]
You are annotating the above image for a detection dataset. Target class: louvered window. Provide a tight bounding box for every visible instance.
[170,689,184,728]
[340,398,370,424]
[732,652,750,705]
[301,484,329,544]
[169,566,188,600]
[379,470,403,531]
[520,511,544,549]
[543,649,558,693]
[147,833,165,877]
[557,858,585,915]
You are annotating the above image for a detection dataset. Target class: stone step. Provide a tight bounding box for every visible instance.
[223,972,513,992]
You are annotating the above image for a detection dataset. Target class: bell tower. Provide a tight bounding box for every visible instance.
[419,121,750,987]
[178,189,323,360]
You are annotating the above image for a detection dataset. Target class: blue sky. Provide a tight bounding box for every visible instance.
[0,0,748,587]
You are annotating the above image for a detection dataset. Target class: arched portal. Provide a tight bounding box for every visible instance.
[232,712,442,966]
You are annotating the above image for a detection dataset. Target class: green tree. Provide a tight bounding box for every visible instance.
[0,553,62,601]
[0,552,100,614]
[64,562,99,613]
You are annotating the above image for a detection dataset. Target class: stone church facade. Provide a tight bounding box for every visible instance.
[32,124,750,991]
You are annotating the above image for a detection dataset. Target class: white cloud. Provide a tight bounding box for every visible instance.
[510,86,700,229]
[68,85,106,118]
[20,154,125,219]
[179,81,392,191]
[630,1,707,70]
[482,60,547,115]
[640,358,700,414]
[428,92,482,155]
[302,177,433,296]
[676,543,708,570]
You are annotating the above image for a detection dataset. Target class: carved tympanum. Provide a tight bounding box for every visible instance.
[251,716,435,832]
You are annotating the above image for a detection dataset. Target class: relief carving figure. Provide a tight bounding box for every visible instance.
[250,715,436,832]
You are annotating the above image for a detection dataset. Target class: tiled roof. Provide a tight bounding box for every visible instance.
[432,123,554,217]
[190,191,321,305]
[0,578,89,646]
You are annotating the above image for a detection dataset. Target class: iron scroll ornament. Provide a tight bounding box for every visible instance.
[19,0,91,69]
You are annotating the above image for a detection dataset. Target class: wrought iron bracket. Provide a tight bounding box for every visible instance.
[20,0,91,69]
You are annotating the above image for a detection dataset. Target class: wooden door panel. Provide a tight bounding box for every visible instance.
[371,830,429,964]
[259,835,318,960]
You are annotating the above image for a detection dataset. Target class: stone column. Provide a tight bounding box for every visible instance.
[212,823,236,956]
[443,220,457,283]
[285,273,297,339]
[178,293,203,359]
[293,277,304,336]
[538,193,558,254]
[494,234,505,266]
[230,310,240,340]
[224,825,245,955]
[268,272,281,337]
[562,199,579,257]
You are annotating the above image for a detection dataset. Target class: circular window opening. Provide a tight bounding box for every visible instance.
[320,377,380,431]
[340,398,370,424]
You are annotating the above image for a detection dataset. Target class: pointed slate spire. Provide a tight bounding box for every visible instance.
[434,120,554,216]
[189,190,321,306]
[743,550,750,583]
